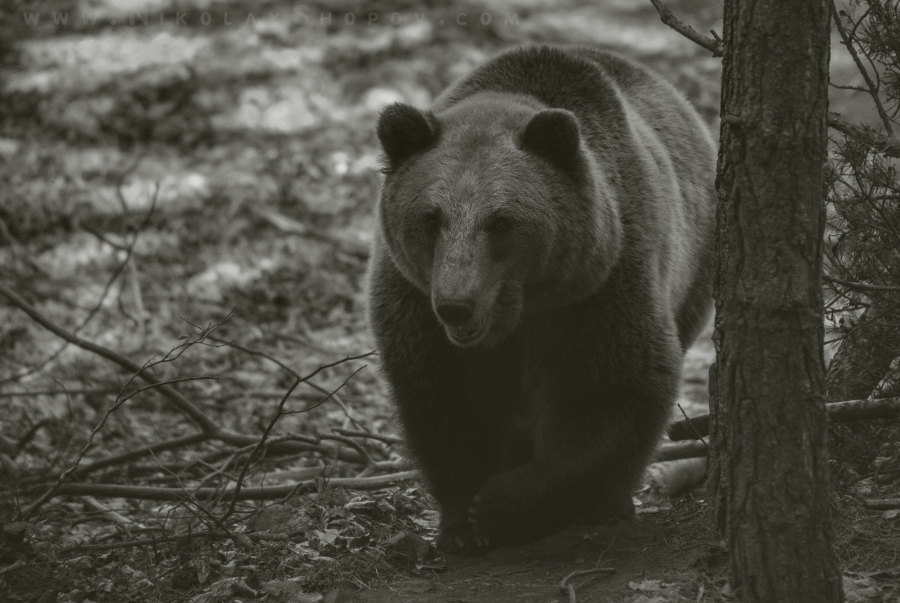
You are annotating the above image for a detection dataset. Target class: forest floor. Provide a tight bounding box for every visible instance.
[0,0,896,602]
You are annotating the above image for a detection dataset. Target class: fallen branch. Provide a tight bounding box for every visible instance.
[668,396,900,441]
[828,396,900,422]
[40,470,419,502]
[333,429,402,446]
[73,433,209,478]
[655,440,708,461]
[644,457,708,498]
[648,0,724,57]
[62,530,295,553]
[863,499,900,511]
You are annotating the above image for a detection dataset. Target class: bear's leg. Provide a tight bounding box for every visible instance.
[397,349,522,554]
[369,256,522,553]
[468,316,680,547]
[468,390,668,545]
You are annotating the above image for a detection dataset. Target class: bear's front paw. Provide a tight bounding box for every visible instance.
[468,469,542,546]
[436,521,491,555]
[585,488,636,525]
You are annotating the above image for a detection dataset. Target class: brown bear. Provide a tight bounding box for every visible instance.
[366,45,716,553]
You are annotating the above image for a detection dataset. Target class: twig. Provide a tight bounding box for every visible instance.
[830,0,895,135]
[676,404,708,448]
[61,529,294,553]
[222,377,304,521]
[648,0,724,57]
[558,567,616,603]
[212,337,373,431]
[825,274,900,293]
[38,470,419,502]
[73,433,208,477]
[333,429,402,446]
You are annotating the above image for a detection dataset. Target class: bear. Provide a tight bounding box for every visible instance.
[366,45,716,553]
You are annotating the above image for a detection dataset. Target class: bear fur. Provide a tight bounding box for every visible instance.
[367,45,716,552]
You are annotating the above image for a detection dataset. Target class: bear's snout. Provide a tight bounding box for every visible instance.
[436,301,475,327]
[434,298,484,346]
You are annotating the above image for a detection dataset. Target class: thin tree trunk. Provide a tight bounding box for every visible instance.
[709,0,843,600]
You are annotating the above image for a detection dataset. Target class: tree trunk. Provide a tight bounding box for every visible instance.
[708,0,843,600]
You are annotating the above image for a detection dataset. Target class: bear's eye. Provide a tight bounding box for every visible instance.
[423,212,440,231]
[487,217,511,236]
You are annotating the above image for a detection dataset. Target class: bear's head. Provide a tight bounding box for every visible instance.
[375,94,622,348]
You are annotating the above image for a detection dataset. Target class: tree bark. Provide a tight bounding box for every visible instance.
[709,0,843,600]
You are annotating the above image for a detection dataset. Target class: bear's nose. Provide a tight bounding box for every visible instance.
[436,302,474,327]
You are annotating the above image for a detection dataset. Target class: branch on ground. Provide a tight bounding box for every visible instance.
[35,470,419,502]
[668,396,900,441]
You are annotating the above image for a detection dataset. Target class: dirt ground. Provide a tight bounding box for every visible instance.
[355,510,721,603]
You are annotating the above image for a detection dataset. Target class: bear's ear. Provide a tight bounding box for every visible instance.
[377,103,439,170]
[521,109,582,169]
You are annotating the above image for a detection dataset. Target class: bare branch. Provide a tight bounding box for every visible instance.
[40,470,420,502]
[830,0,895,135]
[648,0,724,57]
[222,377,304,520]
[825,274,900,293]
[213,337,373,431]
